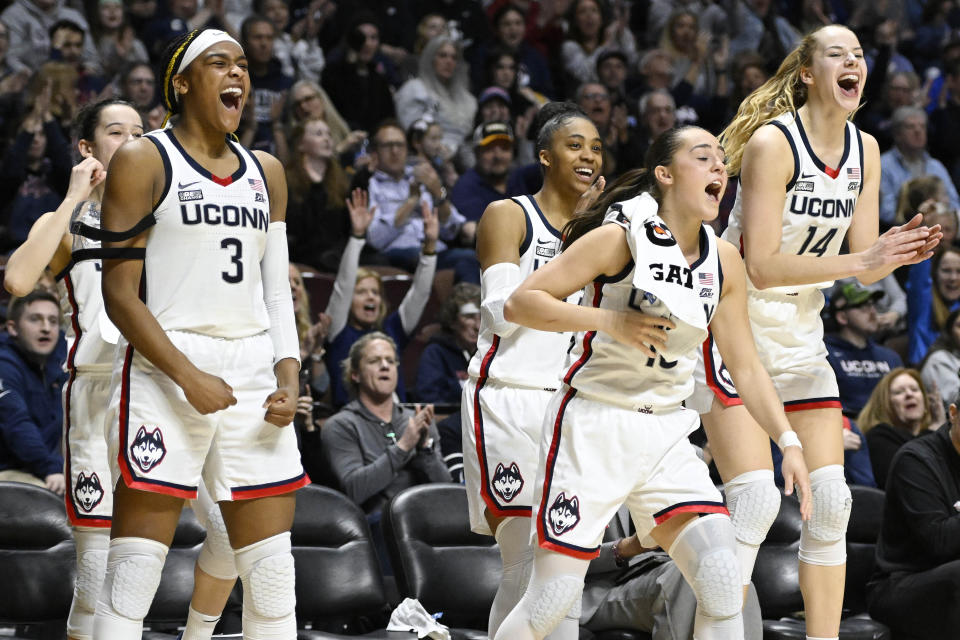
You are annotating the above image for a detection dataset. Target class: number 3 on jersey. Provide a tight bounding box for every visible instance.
[221,237,243,283]
[797,225,838,257]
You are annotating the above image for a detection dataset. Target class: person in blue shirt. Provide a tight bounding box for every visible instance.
[0,289,67,494]
[826,283,904,417]
[450,121,525,222]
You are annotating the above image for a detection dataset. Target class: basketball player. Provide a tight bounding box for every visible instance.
[494,126,812,640]
[4,98,240,640]
[90,29,307,640]
[462,102,625,640]
[689,25,940,640]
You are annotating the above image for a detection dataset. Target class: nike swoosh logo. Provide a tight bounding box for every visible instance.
[178,180,200,189]
[536,238,554,245]
[800,172,816,179]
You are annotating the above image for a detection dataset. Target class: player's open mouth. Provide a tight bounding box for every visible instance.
[574,167,594,183]
[705,180,723,202]
[837,74,860,98]
[220,87,243,111]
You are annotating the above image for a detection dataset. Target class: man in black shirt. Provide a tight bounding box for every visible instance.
[866,392,960,638]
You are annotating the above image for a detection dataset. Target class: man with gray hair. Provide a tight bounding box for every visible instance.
[879,105,959,225]
[638,89,677,148]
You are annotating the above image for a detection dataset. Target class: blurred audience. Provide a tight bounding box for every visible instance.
[0,290,67,495]
[561,0,637,86]
[321,332,450,516]
[866,388,960,639]
[858,367,944,489]
[414,282,480,405]
[395,35,477,163]
[450,122,524,223]
[921,307,960,409]
[826,283,904,418]
[908,246,960,366]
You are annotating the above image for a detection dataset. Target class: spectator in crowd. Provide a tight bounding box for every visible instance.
[321,16,395,133]
[727,0,800,72]
[414,282,480,404]
[561,0,637,86]
[858,367,944,489]
[475,86,512,127]
[866,385,960,639]
[255,0,325,82]
[0,0,95,74]
[826,283,904,418]
[450,122,524,222]
[408,117,458,193]
[285,79,367,164]
[49,19,106,105]
[403,13,448,81]
[636,88,677,155]
[285,117,358,273]
[324,188,438,408]
[0,290,67,495]
[471,3,553,98]
[859,70,923,154]
[395,34,477,162]
[117,60,163,130]
[596,48,636,112]
[480,50,545,135]
[636,47,674,94]
[921,307,960,410]
[89,0,149,82]
[0,20,30,147]
[725,52,768,123]
[880,105,960,226]
[141,0,232,61]
[321,332,451,516]
[365,121,478,283]
[236,14,291,160]
[659,10,717,101]
[576,81,643,178]
[929,57,960,188]
[0,96,71,249]
[908,245,960,365]
[414,0,490,50]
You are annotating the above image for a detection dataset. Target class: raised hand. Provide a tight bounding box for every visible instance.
[422,200,439,249]
[575,175,606,214]
[346,187,376,236]
[65,157,107,202]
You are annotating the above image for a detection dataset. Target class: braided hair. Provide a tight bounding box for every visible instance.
[158,29,202,120]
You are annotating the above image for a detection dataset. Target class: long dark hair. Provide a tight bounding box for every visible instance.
[562,125,692,249]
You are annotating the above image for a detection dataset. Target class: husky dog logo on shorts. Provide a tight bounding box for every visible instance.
[492,462,524,502]
[548,492,581,535]
[73,471,105,512]
[645,220,677,247]
[130,426,166,472]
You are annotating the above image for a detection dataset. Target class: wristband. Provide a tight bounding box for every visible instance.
[777,431,802,452]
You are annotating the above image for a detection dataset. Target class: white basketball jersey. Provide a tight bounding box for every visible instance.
[723,112,864,296]
[56,200,119,371]
[564,208,722,411]
[468,195,577,389]
[142,129,270,338]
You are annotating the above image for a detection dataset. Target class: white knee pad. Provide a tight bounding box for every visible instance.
[193,485,238,580]
[490,517,535,636]
[799,465,851,566]
[668,514,743,620]
[93,537,168,639]
[528,575,584,637]
[235,531,297,640]
[67,527,110,640]
[724,469,781,584]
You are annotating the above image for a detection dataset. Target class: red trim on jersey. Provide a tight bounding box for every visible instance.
[783,399,842,412]
[563,283,603,385]
[536,387,601,560]
[64,273,81,370]
[653,503,729,525]
[701,331,742,407]
[823,165,839,179]
[211,174,234,187]
[230,473,311,500]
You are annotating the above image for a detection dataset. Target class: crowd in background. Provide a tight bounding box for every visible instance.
[2,0,960,630]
